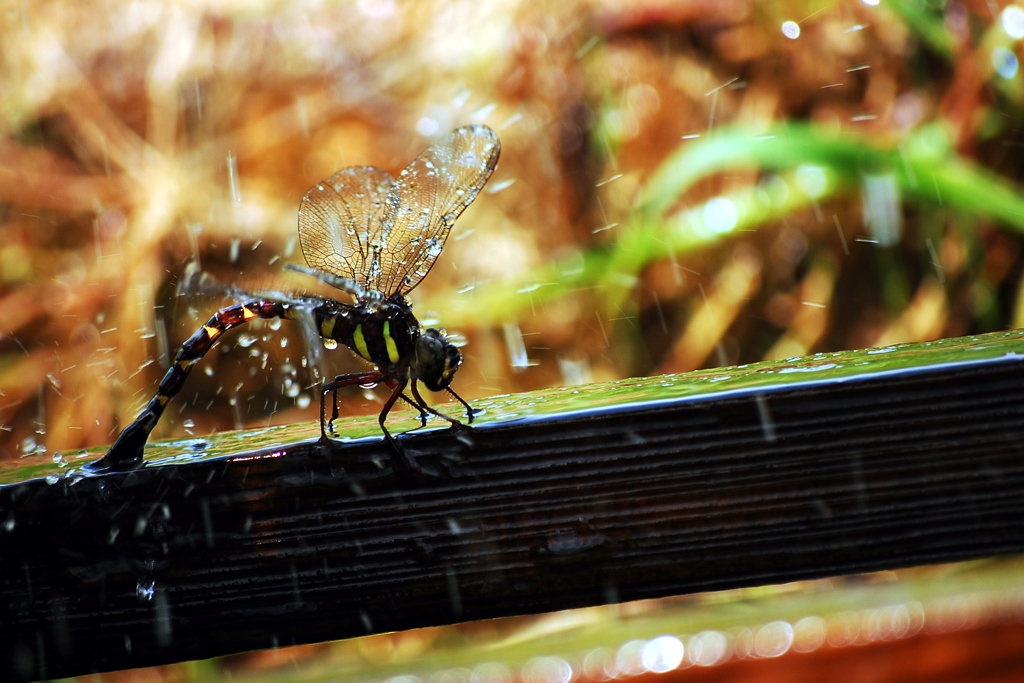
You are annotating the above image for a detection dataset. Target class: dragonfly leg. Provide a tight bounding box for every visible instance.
[446,387,476,423]
[409,378,468,428]
[398,392,429,426]
[319,381,341,439]
[320,371,383,439]
[329,385,340,436]
[375,379,442,478]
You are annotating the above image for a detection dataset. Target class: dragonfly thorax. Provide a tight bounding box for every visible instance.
[315,295,420,378]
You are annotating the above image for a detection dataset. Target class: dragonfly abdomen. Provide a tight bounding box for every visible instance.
[93,298,293,471]
[160,299,291,397]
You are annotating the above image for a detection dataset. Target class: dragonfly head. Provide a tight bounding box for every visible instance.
[413,327,462,391]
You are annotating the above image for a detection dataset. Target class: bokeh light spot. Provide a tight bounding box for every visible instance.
[753,621,793,657]
[694,630,729,666]
[792,616,827,652]
[731,627,755,659]
[861,173,903,246]
[828,611,860,647]
[615,640,646,677]
[1002,5,1024,39]
[782,21,800,39]
[416,117,440,136]
[582,648,616,681]
[521,657,572,683]
[992,46,1019,79]
[436,668,472,683]
[757,175,790,207]
[795,165,827,198]
[704,197,738,234]
[641,635,684,673]
[471,662,512,683]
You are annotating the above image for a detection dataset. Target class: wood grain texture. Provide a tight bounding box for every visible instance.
[3,343,1024,680]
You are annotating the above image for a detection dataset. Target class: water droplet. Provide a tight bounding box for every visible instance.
[183,419,195,429]
[268,318,282,330]
[323,338,338,350]
[52,452,67,467]
[46,473,60,485]
[237,333,257,348]
[296,393,311,409]
[20,437,44,456]
[136,578,155,601]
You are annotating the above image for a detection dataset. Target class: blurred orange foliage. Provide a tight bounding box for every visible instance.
[2,0,1023,462]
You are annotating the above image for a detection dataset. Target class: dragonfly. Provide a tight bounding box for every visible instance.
[92,124,500,474]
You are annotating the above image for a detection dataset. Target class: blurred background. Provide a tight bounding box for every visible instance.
[4,0,1024,460]
[5,0,1024,679]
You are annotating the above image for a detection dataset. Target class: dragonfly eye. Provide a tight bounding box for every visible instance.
[414,328,462,391]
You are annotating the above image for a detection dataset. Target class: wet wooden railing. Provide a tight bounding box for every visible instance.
[4,330,1024,680]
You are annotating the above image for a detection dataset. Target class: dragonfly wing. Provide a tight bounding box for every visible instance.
[378,124,500,296]
[297,166,397,295]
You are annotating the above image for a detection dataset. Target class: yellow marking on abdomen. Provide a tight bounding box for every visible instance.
[353,324,372,361]
[203,325,221,339]
[241,306,256,320]
[320,315,336,339]
[383,321,400,364]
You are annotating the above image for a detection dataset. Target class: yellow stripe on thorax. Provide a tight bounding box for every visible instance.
[383,321,400,364]
[353,324,372,361]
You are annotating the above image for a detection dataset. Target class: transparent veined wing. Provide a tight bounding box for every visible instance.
[297,166,397,298]
[377,124,500,296]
